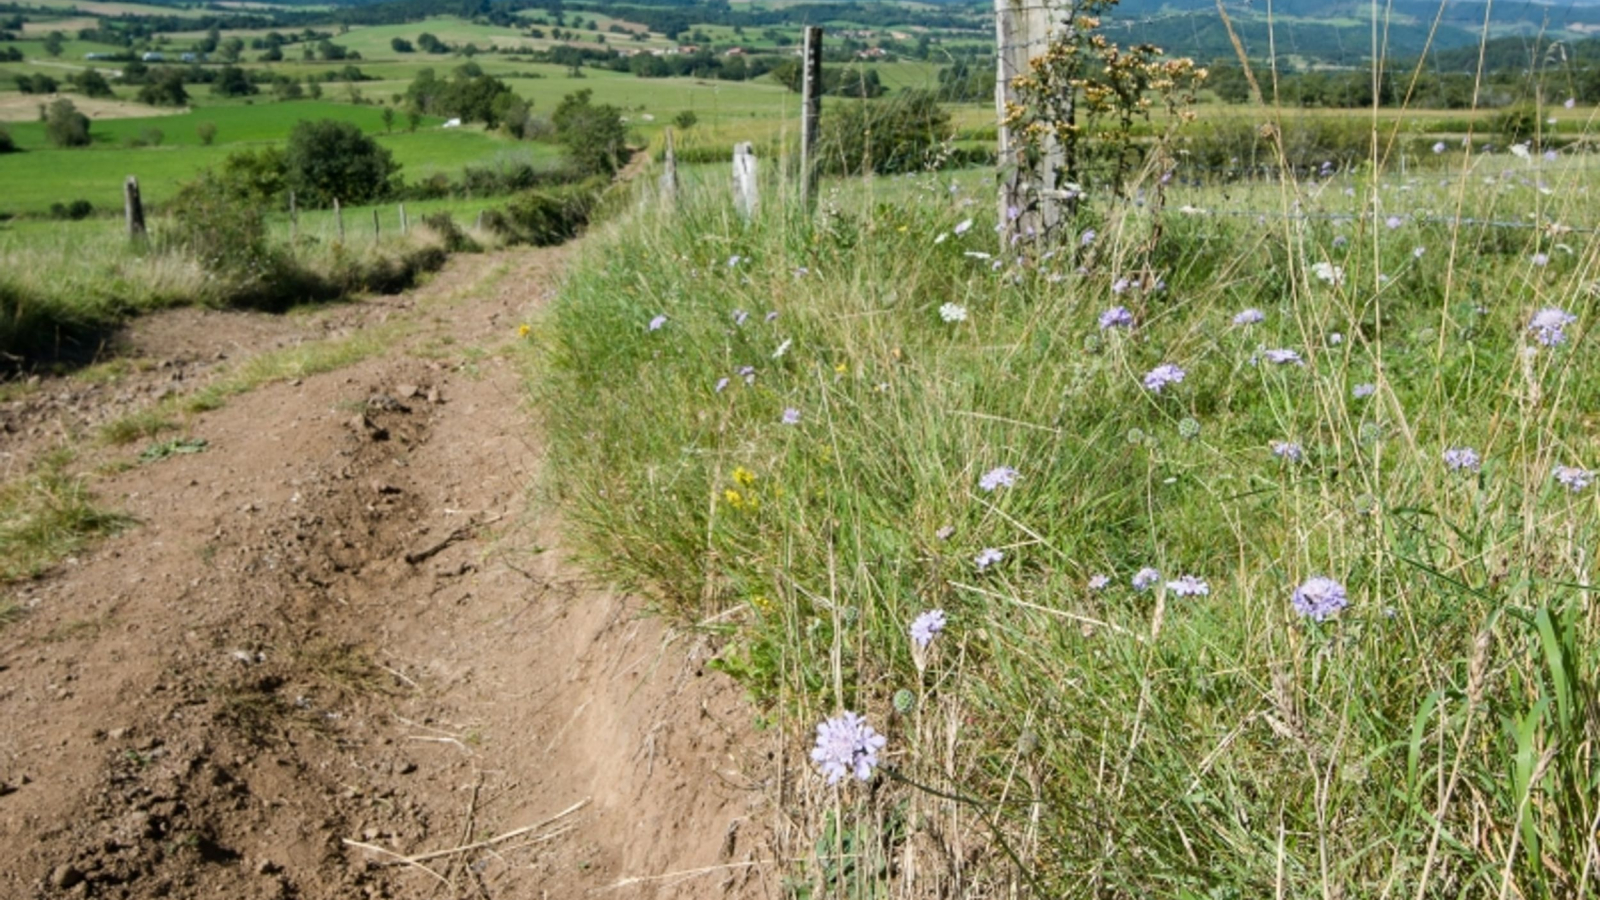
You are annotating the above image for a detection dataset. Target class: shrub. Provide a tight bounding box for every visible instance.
[482,177,606,246]
[282,119,398,207]
[73,69,115,99]
[136,70,188,107]
[43,99,91,148]
[48,199,94,220]
[817,90,952,176]
[196,121,217,145]
[418,212,480,253]
[160,172,279,283]
[0,127,14,154]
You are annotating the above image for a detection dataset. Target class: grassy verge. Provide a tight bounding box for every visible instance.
[0,450,131,584]
[536,160,1600,896]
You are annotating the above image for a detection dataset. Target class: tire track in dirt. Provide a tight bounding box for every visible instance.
[0,246,775,899]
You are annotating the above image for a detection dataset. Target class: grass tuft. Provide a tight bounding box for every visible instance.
[0,451,132,583]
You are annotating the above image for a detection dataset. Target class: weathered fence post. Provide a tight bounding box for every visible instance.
[289,190,298,241]
[399,203,408,235]
[124,176,146,241]
[475,210,484,231]
[659,126,679,203]
[799,25,823,207]
[732,142,758,221]
[372,208,380,240]
[334,198,344,242]
[995,0,1068,245]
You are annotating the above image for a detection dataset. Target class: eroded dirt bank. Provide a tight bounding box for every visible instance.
[0,246,775,899]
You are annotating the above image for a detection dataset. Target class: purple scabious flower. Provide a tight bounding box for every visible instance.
[1087,574,1111,591]
[737,365,756,385]
[648,314,668,332]
[1099,306,1135,330]
[1080,229,1097,247]
[1443,447,1481,472]
[909,609,946,649]
[1292,577,1348,622]
[811,712,887,785]
[953,218,973,235]
[1271,440,1304,463]
[1262,348,1304,366]
[765,310,780,323]
[1385,215,1404,230]
[727,254,743,268]
[979,466,1019,492]
[714,377,730,393]
[733,309,750,326]
[1143,363,1186,393]
[1532,253,1550,267]
[1233,308,1266,326]
[1166,575,1210,597]
[1432,141,1447,154]
[1132,567,1160,591]
[781,407,801,425]
[1111,277,1131,295]
[1529,307,1577,346]
[1352,383,1377,399]
[975,548,1004,571]
[1555,465,1594,492]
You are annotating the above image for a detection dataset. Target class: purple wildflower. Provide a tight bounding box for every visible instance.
[1555,466,1594,492]
[738,365,756,385]
[1271,440,1304,463]
[979,466,1019,492]
[1143,363,1186,394]
[1292,577,1349,622]
[1532,253,1550,267]
[953,218,973,235]
[1443,447,1481,472]
[1262,348,1304,366]
[1352,383,1376,399]
[1080,229,1097,247]
[1544,149,1559,162]
[733,309,750,326]
[714,377,730,393]
[781,407,801,425]
[1432,141,1447,154]
[727,254,742,268]
[765,311,780,323]
[1529,307,1577,346]
[1132,567,1160,591]
[1087,574,1110,591]
[1565,97,1577,109]
[909,609,946,649]
[1166,575,1210,597]
[975,548,1004,571]
[1111,277,1131,295]
[1385,215,1403,230]
[1233,308,1266,326]
[1099,306,1135,330]
[648,314,668,332]
[811,712,887,785]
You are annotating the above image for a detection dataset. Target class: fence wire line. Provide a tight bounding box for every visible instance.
[1162,206,1600,234]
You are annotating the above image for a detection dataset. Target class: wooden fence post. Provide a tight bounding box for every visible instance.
[372,208,380,240]
[124,176,146,241]
[995,0,1068,246]
[289,190,298,241]
[659,127,679,203]
[475,210,484,231]
[799,25,823,207]
[334,198,344,242]
[399,203,408,235]
[732,142,758,221]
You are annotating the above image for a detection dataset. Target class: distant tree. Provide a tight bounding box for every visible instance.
[218,145,287,204]
[308,81,323,99]
[390,37,414,53]
[283,118,399,206]
[258,45,282,62]
[16,73,60,94]
[42,30,64,57]
[272,77,303,100]
[381,106,395,133]
[44,98,91,148]
[73,68,115,98]
[220,37,245,63]
[417,32,447,54]
[0,126,15,154]
[197,121,218,145]
[211,65,257,97]
[672,109,697,130]
[406,107,422,132]
[552,89,626,176]
[139,126,164,146]
[137,69,189,106]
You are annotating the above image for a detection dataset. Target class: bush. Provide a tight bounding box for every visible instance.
[73,69,115,99]
[196,121,217,145]
[160,172,279,284]
[817,90,952,176]
[48,199,94,220]
[282,119,398,208]
[418,212,480,253]
[43,99,91,148]
[0,127,14,154]
[136,70,188,107]
[552,89,628,177]
[482,178,606,246]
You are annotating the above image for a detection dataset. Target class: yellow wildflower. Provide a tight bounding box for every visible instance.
[517,323,531,338]
[723,488,744,509]
[732,466,756,487]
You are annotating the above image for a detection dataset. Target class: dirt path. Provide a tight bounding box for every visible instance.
[0,246,775,899]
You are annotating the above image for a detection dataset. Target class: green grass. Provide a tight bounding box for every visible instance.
[536,150,1600,896]
[0,450,131,583]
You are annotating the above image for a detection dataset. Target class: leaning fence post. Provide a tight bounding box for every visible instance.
[372,208,380,240]
[659,127,679,203]
[399,203,408,235]
[994,0,1068,246]
[124,176,146,241]
[289,190,298,241]
[799,25,823,208]
[334,197,344,242]
[732,142,758,221]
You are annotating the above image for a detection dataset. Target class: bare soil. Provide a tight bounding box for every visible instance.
[0,245,776,899]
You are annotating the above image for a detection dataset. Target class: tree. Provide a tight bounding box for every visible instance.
[220,37,245,63]
[391,37,414,53]
[73,68,115,98]
[137,69,188,107]
[211,65,257,97]
[552,89,627,176]
[406,107,423,132]
[0,126,15,154]
[282,118,398,206]
[44,98,91,148]
[42,31,64,58]
[197,121,218,145]
[381,106,395,133]
[417,32,447,54]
